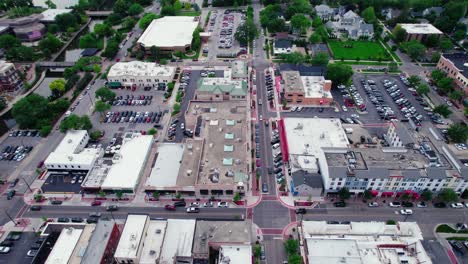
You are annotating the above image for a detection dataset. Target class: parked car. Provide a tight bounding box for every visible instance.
[295,208,306,214]
[400,209,413,215]
[262,182,268,193]
[106,205,119,211]
[203,201,214,207]
[333,201,346,207]
[416,202,427,208]
[186,207,200,213]
[86,217,98,224]
[433,202,447,208]
[0,246,10,254]
[6,190,15,200]
[91,201,102,206]
[27,249,38,257]
[174,201,187,207]
[164,204,176,211]
[218,202,228,208]
[30,205,41,211]
[89,212,101,218]
[389,202,401,207]
[50,200,62,205]
[451,203,464,209]
[368,202,379,207]
[5,233,21,241]
[57,217,70,223]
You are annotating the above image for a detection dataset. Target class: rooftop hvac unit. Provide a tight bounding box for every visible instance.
[149,250,156,255]
[187,144,193,150]
[186,170,192,176]
[155,229,161,234]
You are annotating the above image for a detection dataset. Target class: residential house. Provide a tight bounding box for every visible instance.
[273,39,293,55]
[423,7,444,17]
[325,10,374,39]
[315,4,335,21]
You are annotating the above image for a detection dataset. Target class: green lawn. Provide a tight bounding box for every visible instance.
[329,40,392,61]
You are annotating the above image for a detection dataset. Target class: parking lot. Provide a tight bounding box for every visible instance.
[91,87,171,144]
[206,9,245,60]
[0,231,38,264]
[41,172,87,194]
[167,68,224,142]
[0,131,42,181]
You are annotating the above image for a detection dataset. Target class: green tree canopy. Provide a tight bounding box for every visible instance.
[12,94,49,129]
[438,37,453,51]
[94,23,112,37]
[94,100,111,117]
[449,90,463,102]
[338,187,351,200]
[290,14,311,33]
[284,239,299,255]
[407,75,420,87]
[402,41,426,60]
[431,69,445,82]
[55,12,78,32]
[139,13,159,29]
[0,34,20,50]
[39,33,62,54]
[280,52,305,65]
[128,3,144,16]
[433,104,452,118]
[60,114,93,132]
[95,87,116,102]
[234,18,258,45]
[311,52,329,66]
[326,63,353,85]
[79,33,99,49]
[416,83,430,96]
[361,6,376,24]
[49,79,66,93]
[447,123,468,143]
[392,25,407,43]
[420,189,433,201]
[438,188,458,203]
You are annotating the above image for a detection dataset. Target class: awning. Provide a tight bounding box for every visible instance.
[108,82,121,88]
[381,192,394,196]
[370,190,379,196]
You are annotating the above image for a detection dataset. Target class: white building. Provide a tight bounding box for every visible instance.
[45,227,84,264]
[137,16,199,52]
[273,39,293,55]
[140,220,167,264]
[107,61,175,89]
[218,245,252,264]
[40,9,72,23]
[159,219,196,264]
[145,143,185,189]
[44,130,100,171]
[33,0,78,8]
[101,134,153,193]
[114,215,150,263]
[302,221,432,264]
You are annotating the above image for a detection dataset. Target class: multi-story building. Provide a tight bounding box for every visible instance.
[0,14,47,43]
[399,23,443,42]
[325,10,374,39]
[436,53,468,94]
[195,77,247,101]
[281,71,333,106]
[107,61,176,89]
[0,60,23,92]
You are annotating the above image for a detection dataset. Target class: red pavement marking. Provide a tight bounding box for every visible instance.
[247,208,253,220]
[261,228,283,235]
[15,204,28,219]
[289,209,296,222]
[262,196,277,201]
[446,249,459,264]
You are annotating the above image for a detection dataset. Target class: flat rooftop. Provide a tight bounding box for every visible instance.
[219,245,252,264]
[193,221,252,256]
[177,139,203,186]
[282,71,304,93]
[69,224,96,264]
[140,220,167,264]
[54,130,87,154]
[284,118,349,157]
[81,220,116,264]
[303,221,431,264]
[146,143,185,188]
[108,61,175,78]
[186,101,249,186]
[45,227,83,264]
[301,76,332,99]
[399,23,443,34]
[231,60,248,78]
[138,16,199,48]
[40,9,72,22]
[101,134,153,191]
[114,215,149,259]
[160,219,196,263]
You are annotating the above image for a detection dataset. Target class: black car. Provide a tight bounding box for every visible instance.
[6,190,15,200]
[295,208,306,214]
[273,167,282,174]
[0,241,13,247]
[8,179,19,188]
[30,205,41,211]
[71,217,84,223]
[433,202,447,208]
[57,217,70,223]
[174,201,187,207]
[50,200,62,205]
[86,217,98,224]
[262,182,268,193]
[106,205,118,211]
[402,201,414,207]
[333,201,346,207]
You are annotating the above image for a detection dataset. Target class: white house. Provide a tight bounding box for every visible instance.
[325,10,374,39]
[273,39,293,55]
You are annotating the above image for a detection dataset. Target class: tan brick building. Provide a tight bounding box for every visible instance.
[281,71,333,105]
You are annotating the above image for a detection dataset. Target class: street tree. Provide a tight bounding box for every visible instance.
[402,41,426,60]
[284,239,299,255]
[431,70,445,82]
[433,104,452,118]
[461,189,468,199]
[361,6,376,24]
[309,33,322,44]
[139,13,159,29]
[311,52,329,65]
[447,123,468,143]
[94,100,111,118]
[288,254,301,264]
[326,63,353,85]
[338,187,351,200]
[94,23,112,37]
[49,79,66,94]
[312,16,322,28]
[449,90,463,102]
[234,18,258,45]
[281,52,305,65]
[407,75,420,87]
[60,114,93,132]
[128,3,144,16]
[363,189,373,200]
[0,34,21,50]
[438,37,453,51]
[416,84,430,96]
[290,14,311,34]
[95,87,116,102]
[420,189,433,201]
[438,189,458,203]
[12,94,49,129]
[392,25,407,43]
[437,77,454,95]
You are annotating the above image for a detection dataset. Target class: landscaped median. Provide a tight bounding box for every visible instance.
[436,224,468,234]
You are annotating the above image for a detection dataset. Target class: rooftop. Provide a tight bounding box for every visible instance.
[219,245,252,264]
[275,39,292,49]
[279,64,327,76]
[146,143,185,188]
[0,60,14,72]
[282,71,304,93]
[114,215,149,259]
[231,60,248,78]
[197,77,248,96]
[69,224,96,264]
[138,16,199,48]
[303,221,431,264]
[177,139,203,187]
[442,53,468,79]
[81,221,117,264]
[101,134,153,191]
[45,227,83,264]
[40,9,72,22]
[54,130,87,154]
[301,76,332,99]
[140,220,167,264]
[193,221,252,256]
[108,61,175,78]
[399,23,443,34]
[160,219,196,263]
[185,102,249,186]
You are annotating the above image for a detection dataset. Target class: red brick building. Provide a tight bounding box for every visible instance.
[436,53,468,95]
[281,71,333,105]
[0,61,23,92]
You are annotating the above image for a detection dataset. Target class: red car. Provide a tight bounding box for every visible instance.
[91,201,102,206]
[164,204,176,211]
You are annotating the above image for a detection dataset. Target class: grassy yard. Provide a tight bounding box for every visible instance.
[177,10,201,16]
[329,40,392,61]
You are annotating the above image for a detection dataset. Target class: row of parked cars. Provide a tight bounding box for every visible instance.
[8,130,40,137]
[271,129,285,186]
[1,145,33,162]
[179,70,191,91]
[218,14,236,49]
[360,79,397,120]
[381,79,425,125]
[164,201,229,213]
[265,71,275,102]
[104,111,163,124]
[338,84,366,111]
[110,95,153,106]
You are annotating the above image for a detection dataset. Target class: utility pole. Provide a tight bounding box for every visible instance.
[4,210,16,226]
[22,178,32,193]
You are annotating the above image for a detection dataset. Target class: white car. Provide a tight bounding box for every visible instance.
[451,203,464,209]
[389,202,401,208]
[416,202,427,208]
[218,202,228,208]
[0,246,10,254]
[400,209,413,215]
[342,106,348,112]
[190,202,200,207]
[203,201,214,207]
[368,202,379,207]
